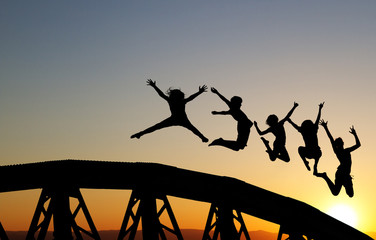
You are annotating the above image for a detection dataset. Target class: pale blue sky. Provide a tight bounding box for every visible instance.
[1,1,376,232]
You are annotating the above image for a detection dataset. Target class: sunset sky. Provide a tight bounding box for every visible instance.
[1,0,376,235]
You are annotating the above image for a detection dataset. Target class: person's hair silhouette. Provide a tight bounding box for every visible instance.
[316,120,360,197]
[208,87,253,151]
[254,102,298,162]
[131,79,209,142]
[288,102,324,175]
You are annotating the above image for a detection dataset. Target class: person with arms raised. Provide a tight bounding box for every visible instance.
[131,79,208,143]
[316,120,360,197]
[209,87,253,151]
[288,102,324,175]
[254,102,298,162]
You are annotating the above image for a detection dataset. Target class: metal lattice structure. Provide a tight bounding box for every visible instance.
[202,203,251,240]
[0,160,373,240]
[26,187,100,240]
[118,191,183,240]
[0,222,8,240]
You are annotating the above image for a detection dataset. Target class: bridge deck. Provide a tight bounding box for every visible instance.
[0,160,372,240]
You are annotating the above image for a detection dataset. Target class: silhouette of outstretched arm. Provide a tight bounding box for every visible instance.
[185,85,207,102]
[212,110,230,115]
[281,102,299,122]
[147,79,168,101]
[347,126,361,152]
[211,87,231,107]
[254,121,271,135]
[319,119,335,148]
[314,102,325,126]
[287,118,300,131]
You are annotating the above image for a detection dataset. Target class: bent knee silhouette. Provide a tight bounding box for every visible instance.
[316,120,360,197]
[209,87,253,151]
[254,102,298,162]
[288,102,324,175]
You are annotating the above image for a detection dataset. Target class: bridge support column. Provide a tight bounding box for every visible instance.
[202,203,251,240]
[277,225,313,240]
[53,190,73,240]
[26,187,100,240]
[0,222,9,240]
[118,190,183,240]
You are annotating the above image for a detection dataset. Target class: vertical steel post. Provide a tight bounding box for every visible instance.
[202,203,251,240]
[216,205,237,240]
[118,190,183,240]
[26,187,100,240]
[0,222,9,240]
[140,193,160,240]
[52,190,73,240]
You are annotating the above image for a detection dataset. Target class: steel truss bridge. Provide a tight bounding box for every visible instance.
[0,160,372,240]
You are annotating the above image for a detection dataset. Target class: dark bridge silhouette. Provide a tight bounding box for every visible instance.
[0,160,372,240]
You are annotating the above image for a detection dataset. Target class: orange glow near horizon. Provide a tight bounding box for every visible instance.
[0,189,280,233]
[0,189,279,232]
[0,188,369,235]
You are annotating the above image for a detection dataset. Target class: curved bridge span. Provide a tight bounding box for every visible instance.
[0,160,372,240]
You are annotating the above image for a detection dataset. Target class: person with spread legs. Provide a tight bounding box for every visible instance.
[131,79,209,143]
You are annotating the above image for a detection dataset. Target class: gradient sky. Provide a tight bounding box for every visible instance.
[1,0,376,234]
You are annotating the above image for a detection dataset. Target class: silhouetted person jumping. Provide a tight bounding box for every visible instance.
[254,102,298,162]
[316,120,360,197]
[208,87,253,151]
[131,79,209,142]
[288,102,324,175]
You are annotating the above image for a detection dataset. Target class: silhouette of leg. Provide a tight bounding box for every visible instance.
[313,158,319,176]
[276,146,290,162]
[313,148,322,175]
[218,140,242,151]
[316,172,341,196]
[344,177,354,198]
[236,123,250,143]
[209,138,224,146]
[235,127,250,150]
[209,137,246,151]
[183,121,208,142]
[298,147,310,171]
[131,118,173,139]
[260,137,276,161]
[345,185,354,198]
[130,132,142,139]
